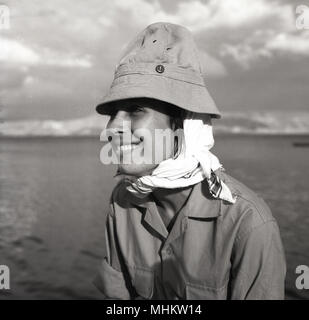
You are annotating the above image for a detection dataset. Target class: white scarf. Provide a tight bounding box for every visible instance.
[126,112,236,204]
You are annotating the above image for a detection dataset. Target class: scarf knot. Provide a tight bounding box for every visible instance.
[125,113,236,204]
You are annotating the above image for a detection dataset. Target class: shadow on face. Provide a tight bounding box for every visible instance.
[104,98,184,177]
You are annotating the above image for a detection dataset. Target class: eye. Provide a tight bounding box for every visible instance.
[127,105,144,115]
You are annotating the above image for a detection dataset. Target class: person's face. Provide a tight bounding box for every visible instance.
[106,98,176,176]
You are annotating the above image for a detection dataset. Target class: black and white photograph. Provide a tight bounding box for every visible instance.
[0,0,309,303]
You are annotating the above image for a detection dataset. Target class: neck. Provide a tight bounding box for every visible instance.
[152,185,192,215]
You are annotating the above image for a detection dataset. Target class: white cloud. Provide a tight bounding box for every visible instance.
[0,37,40,65]
[3,0,299,73]
[266,32,309,55]
[0,37,92,68]
[199,0,293,31]
[220,43,272,69]
[4,0,309,121]
[23,75,35,86]
[110,0,294,32]
[199,51,227,77]
[220,30,309,68]
[107,0,300,71]
[45,54,92,68]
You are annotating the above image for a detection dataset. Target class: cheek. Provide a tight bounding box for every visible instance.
[150,123,175,162]
[131,113,174,162]
[105,118,112,130]
[153,132,175,162]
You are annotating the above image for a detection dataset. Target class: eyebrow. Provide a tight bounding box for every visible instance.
[124,104,145,109]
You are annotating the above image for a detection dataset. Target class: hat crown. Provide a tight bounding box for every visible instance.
[96,22,221,119]
[117,22,202,74]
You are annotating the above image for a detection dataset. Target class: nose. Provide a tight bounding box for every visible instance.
[106,111,132,149]
[106,110,130,134]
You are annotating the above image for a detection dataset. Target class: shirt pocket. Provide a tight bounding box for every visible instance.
[186,282,228,300]
[93,258,131,299]
[128,265,154,299]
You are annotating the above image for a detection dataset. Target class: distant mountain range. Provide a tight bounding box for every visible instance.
[1,111,309,137]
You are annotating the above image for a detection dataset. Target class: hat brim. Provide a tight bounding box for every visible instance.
[96,74,221,119]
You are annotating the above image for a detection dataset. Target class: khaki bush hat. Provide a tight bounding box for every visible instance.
[96,22,221,118]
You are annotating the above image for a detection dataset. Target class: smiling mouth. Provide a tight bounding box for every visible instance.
[116,142,142,153]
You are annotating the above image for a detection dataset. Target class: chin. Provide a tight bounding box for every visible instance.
[118,163,158,177]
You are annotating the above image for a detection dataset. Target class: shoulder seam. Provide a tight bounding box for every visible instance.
[236,193,272,224]
[235,219,276,244]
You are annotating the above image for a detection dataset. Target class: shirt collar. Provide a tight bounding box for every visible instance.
[184,176,240,218]
[184,180,221,218]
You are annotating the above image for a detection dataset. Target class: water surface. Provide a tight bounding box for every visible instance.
[0,135,308,299]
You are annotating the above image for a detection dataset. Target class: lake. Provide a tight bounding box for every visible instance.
[0,135,308,300]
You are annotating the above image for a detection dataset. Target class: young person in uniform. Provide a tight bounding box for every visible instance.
[94,22,286,300]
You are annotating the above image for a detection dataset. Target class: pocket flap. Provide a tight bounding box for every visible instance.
[186,282,227,300]
[93,258,130,299]
[131,267,154,299]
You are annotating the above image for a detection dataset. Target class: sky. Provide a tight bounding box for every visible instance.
[0,0,309,121]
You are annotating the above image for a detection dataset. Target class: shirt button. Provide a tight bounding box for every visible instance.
[166,246,172,255]
[155,64,165,73]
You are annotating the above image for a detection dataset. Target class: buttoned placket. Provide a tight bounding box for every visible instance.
[129,174,232,298]
[136,196,190,297]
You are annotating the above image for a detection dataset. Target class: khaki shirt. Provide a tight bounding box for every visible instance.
[94,169,286,300]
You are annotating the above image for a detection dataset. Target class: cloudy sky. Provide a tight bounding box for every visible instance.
[1,0,309,120]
